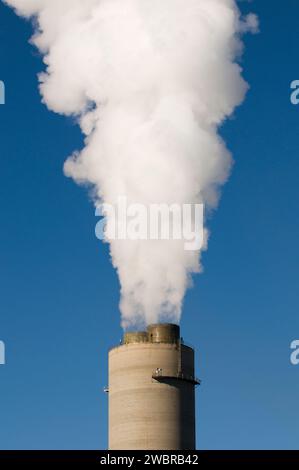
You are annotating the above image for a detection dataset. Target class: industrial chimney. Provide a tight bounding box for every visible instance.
[107,323,199,450]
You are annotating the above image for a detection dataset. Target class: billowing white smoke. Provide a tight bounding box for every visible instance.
[5,0,257,328]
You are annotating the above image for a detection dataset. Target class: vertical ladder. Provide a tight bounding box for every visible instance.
[177,338,182,378]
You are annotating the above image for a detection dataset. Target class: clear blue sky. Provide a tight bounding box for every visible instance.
[0,1,299,450]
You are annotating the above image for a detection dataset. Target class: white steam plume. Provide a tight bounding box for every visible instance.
[4,0,258,328]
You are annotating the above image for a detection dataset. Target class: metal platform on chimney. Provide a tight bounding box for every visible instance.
[152,369,201,386]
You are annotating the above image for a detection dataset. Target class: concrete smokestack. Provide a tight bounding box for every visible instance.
[107,323,199,450]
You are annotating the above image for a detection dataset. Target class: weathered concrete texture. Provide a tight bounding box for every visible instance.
[108,324,196,450]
